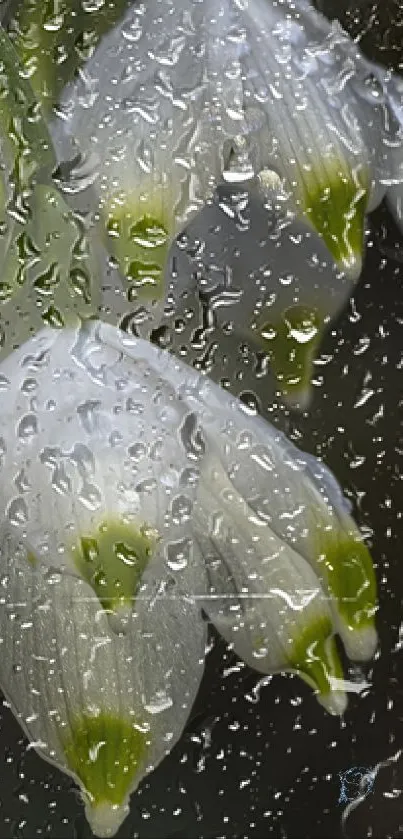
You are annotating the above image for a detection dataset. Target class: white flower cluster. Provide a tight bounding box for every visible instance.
[0,320,377,835]
[1,0,402,834]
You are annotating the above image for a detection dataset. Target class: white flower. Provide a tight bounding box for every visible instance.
[0,533,206,837]
[0,320,205,631]
[57,322,378,706]
[195,450,348,715]
[52,0,396,313]
[0,320,378,733]
[230,0,393,280]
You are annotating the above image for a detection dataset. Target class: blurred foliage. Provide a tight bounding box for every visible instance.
[7,0,129,112]
[314,0,403,71]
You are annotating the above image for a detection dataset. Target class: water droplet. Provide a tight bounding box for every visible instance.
[20,378,38,395]
[70,267,92,304]
[79,482,103,511]
[53,152,100,194]
[166,537,192,571]
[128,442,147,462]
[179,412,205,460]
[82,0,105,13]
[239,391,260,416]
[33,263,60,296]
[42,305,65,328]
[7,497,28,525]
[143,690,173,715]
[130,216,168,249]
[171,494,193,524]
[17,414,38,440]
[136,478,157,495]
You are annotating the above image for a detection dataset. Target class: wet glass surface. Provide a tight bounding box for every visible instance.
[0,2,402,838]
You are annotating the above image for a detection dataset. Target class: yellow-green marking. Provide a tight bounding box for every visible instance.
[63,712,147,806]
[287,615,343,700]
[106,203,171,306]
[301,164,368,279]
[71,518,156,617]
[317,530,377,635]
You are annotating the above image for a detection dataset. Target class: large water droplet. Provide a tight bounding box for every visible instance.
[7,497,28,525]
[17,414,38,440]
[166,537,192,571]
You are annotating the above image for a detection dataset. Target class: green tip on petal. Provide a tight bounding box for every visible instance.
[287,616,347,715]
[63,712,147,836]
[317,531,378,661]
[302,165,368,281]
[257,305,322,409]
[85,801,130,839]
[71,518,156,627]
[105,200,171,306]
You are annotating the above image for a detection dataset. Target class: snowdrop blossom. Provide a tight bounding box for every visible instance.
[104,322,376,670]
[0,320,205,631]
[0,321,377,713]
[0,321,378,747]
[0,534,206,837]
[52,0,244,318]
[235,0,394,280]
[52,0,398,321]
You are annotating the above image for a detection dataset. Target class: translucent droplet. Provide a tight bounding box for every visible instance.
[17,414,38,440]
[7,497,28,525]
[143,690,173,714]
[171,494,192,524]
[166,537,192,571]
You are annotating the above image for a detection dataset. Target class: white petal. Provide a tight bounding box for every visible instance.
[0,322,204,624]
[195,451,347,715]
[0,534,206,836]
[53,0,245,309]
[230,0,389,277]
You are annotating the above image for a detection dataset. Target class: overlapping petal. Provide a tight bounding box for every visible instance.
[0,321,205,629]
[84,322,378,665]
[103,325,377,663]
[0,531,206,836]
[195,449,347,715]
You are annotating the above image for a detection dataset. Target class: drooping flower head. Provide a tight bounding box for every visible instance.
[0,320,205,631]
[0,320,378,724]
[52,0,398,316]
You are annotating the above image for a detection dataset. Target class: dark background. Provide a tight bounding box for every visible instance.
[1,2,403,837]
